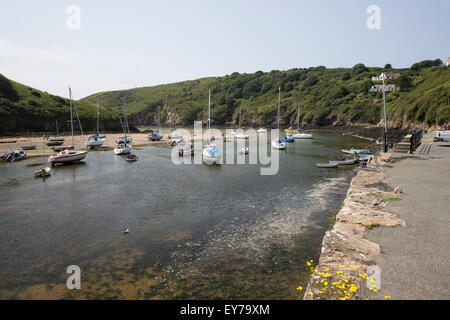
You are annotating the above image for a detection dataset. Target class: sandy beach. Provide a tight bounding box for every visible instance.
[0,132,177,158]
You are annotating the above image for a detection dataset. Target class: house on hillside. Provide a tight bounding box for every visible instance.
[447,57,450,67]
[368,84,400,93]
[371,72,401,81]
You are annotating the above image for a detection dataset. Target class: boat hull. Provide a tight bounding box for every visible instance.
[48,151,88,164]
[235,134,249,139]
[316,163,339,168]
[329,159,357,165]
[293,133,313,139]
[86,140,103,148]
[47,141,64,147]
[202,148,221,165]
[272,140,286,150]
[114,147,131,155]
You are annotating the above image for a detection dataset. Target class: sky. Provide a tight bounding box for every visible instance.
[0,0,449,99]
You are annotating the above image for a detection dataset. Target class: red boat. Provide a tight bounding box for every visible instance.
[125,154,138,162]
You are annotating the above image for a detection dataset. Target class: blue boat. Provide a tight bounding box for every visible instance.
[148,129,163,141]
[281,133,294,143]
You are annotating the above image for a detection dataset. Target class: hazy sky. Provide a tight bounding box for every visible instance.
[0,0,449,98]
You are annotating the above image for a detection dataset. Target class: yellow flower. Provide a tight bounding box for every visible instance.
[385,296,391,299]
[324,282,328,286]
[297,286,303,291]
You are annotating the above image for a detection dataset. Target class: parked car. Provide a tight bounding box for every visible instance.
[434,130,450,142]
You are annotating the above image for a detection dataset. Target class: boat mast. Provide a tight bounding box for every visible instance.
[208,89,211,137]
[96,96,100,134]
[297,103,300,131]
[277,87,281,133]
[158,105,161,129]
[123,100,129,134]
[56,119,59,136]
[69,87,74,147]
[239,106,242,130]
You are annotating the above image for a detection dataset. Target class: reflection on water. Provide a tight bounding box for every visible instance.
[0,132,369,299]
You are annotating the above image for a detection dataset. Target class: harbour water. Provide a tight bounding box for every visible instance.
[0,131,369,299]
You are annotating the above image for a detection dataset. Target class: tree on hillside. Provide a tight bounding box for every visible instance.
[304,75,319,87]
[384,64,392,69]
[395,74,413,91]
[341,72,351,81]
[352,63,368,75]
[411,59,443,71]
[0,74,19,101]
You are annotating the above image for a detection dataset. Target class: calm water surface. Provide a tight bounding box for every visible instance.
[0,131,369,299]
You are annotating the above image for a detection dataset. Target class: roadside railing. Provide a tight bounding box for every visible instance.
[410,128,423,153]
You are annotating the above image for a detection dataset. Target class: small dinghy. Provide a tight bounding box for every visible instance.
[125,154,138,162]
[342,148,373,155]
[47,140,64,147]
[282,133,295,143]
[21,145,37,150]
[35,167,51,177]
[316,162,339,168]
[329,159,357,166]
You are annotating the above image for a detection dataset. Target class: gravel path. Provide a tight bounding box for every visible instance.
[365,133,450,299]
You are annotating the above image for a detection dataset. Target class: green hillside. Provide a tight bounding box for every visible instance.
[82,59,450,129]
[0,74,121,134]
[1,59,449,134]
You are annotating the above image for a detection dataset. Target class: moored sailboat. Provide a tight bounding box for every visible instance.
[85,97,104,148]
[48,88,88,165]
[272,87,287,150]
[203,90,222,165]
[235,107,249,139]
[292,103,313,139]
[114,101,132,155]
[47,120,65,146]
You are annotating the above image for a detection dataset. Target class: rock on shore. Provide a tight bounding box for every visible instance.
[303,168,406,300]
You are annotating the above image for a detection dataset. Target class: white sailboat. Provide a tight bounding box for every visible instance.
[257,118,267,134]
[203,90,222,165]
[47,120,65,146]
[114,101,132,155]
[272,87,287,150]
[235,106,249,139]
[85,97,104,148]
[48,88,88,165]
[292,103,313,139]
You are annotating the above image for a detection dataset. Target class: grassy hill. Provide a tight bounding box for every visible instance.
[1,59,449,134]
[0,74,121,134]
[81,60,450,129]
